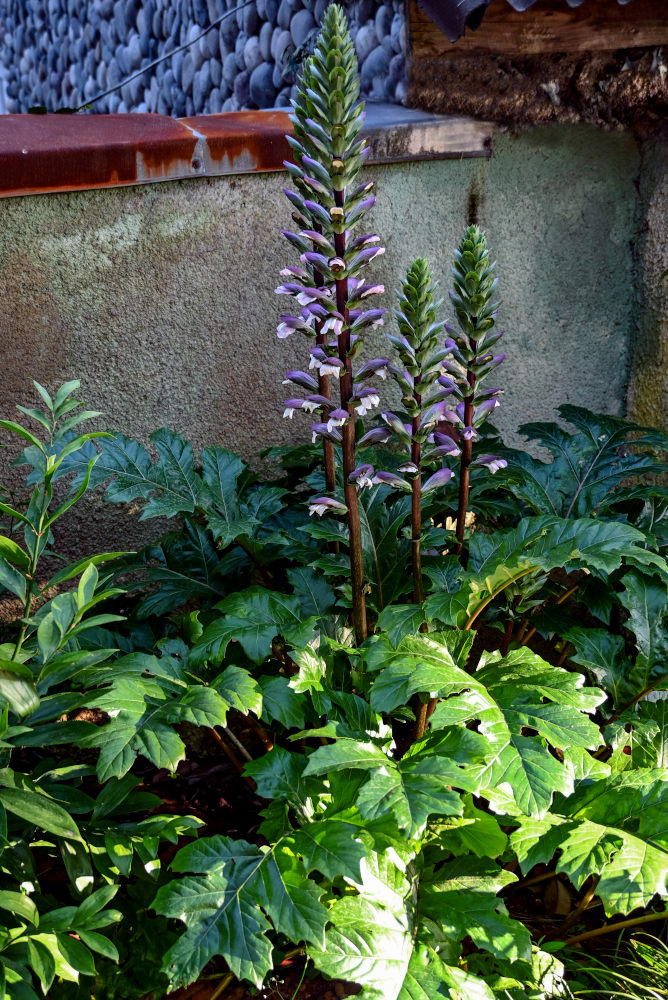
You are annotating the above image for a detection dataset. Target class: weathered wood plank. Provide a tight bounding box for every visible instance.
[410,0,668,57]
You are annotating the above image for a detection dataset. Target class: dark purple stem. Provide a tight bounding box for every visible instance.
[411,383,424,605]
[334,189,367,645]
[455,337,477,563]
[312,252,337,496]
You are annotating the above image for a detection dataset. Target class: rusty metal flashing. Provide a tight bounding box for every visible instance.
[0,106,495,199]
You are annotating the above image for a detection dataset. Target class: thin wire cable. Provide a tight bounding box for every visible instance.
[74,0,256,112]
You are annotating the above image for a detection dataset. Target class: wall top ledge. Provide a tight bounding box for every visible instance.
[0,105,495,199]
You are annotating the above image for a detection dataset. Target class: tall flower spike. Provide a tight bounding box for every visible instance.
[277,4,389,644]
[445,226,506,557]
[380,258,459,603]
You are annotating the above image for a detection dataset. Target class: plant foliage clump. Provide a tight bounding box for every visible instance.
[0,7,666,1000]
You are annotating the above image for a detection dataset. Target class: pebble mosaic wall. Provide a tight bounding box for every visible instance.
[0,0,407,114]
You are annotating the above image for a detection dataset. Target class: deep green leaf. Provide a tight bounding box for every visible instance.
[157,836,327,988]
[194,588,316,665]
[287,567,336,618]
[0,661,39,719]
[376,605,428,648]
[512,769,668,913]
[0,785,81,840]
[421,857,531,963]
[259,675,306,729]
[0,890,38,926]
[212,665,263,716]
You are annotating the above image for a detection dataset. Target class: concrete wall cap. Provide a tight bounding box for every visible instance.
[0,105,495,198]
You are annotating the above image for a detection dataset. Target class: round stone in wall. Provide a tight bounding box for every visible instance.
[354,23,376,64]
[0,0,405,116]
[277,0,292,30]
[249,60,276,108]
[243,2,259,37]
[360,42,389,90]
[243,34,263,71]
[233,67,250,105]
[260,20,273,60]
[375,4,392,40]
[127,32,142,69]
[210,56,222,87]
[291,9,314,48]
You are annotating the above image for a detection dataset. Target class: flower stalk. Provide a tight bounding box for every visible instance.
[380,259,457,602]
[444,226,506,558]
[276,4,387,644]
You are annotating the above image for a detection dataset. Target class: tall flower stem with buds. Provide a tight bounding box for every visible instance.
[276,5,387,645]
[379,259,460,604]
[444,226,505,559]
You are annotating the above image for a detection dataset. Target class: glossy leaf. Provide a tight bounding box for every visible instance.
[193,587,317,665]
[512,769,668,913]
[421,857,531,963]
[156,835,328,988]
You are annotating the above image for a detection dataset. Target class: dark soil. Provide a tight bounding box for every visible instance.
[409,47,668,136]
[134,728,361,1000]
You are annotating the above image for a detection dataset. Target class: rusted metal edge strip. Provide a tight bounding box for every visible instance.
[0,107,495,199]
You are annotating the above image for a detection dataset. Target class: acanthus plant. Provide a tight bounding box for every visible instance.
[0,6,667,1000]
[276,2,389,645]
[377,246,507,616]
[445,224,506,554]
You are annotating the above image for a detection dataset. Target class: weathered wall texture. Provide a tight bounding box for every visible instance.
[0,123,644,552]
[629,138,668,434]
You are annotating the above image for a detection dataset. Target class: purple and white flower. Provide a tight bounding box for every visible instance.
[283,398,304,418]
[349,464,375,489]
[283,370,319,391]
[308,496,348,517]
[326,408,349,432]
[354,387,381,416]
[309,347,344,378]
[471,455,508,475]
[355,357,390,380]
[349,308,385,334]
[373,470,412,493]
[358,426,392,446]
[311,422,343,444]
[422,468,454,495]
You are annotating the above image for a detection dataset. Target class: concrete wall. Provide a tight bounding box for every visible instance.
[0,122,650,552]
[629,138,668,434]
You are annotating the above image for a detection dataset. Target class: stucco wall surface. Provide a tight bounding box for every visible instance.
[629,138,668,434]
[0,123,642,551]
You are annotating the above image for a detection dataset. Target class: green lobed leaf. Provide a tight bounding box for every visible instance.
[618,570,668,700]
[156,835,328,988]
[511,768,668,914]
[83,677,185,781]
[366,632,474,715]
[200,446,257,544]
[376,605,428,648]
[212,664,263,716]
[193,587,317,665]
[426,646,604,817]
[421,857,531,964]
[290,818,371,882]
[308,853,413,1000]
[259,675,307,729]
[287,566,336,618]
